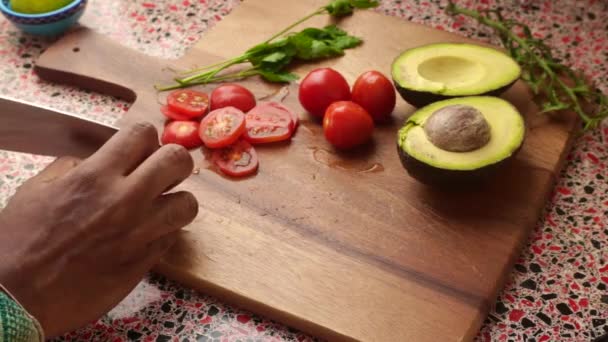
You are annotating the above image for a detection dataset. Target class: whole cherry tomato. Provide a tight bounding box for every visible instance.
[299,68,351,119]
[351,70,396,122]
[210,84,256,113]
[323,101,374,149]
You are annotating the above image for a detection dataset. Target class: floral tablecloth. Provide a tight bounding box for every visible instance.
[0,0,607,341]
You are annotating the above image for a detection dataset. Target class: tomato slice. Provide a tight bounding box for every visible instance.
[161,121,203,149]
[199,106,246,148]
[257,101,299,127]
[161,105,194,121]
[278,102,299,127]
[245,123,293,144]
[244,102,296,144]
[167,89,209,118]
[211,140,259,177]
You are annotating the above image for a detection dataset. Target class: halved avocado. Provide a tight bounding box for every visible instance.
[397,96,525,186]
[391,43,521,108]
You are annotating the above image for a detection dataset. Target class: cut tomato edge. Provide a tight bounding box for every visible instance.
[161,105,197,121]
[210,140,259,177]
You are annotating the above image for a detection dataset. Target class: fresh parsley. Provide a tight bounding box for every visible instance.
[157,0,378,91]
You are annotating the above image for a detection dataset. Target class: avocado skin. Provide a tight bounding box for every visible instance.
[393,79,517,108]
[396,142,521,188]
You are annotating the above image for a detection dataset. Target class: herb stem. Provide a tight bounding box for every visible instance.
[263,7,327,44]
[177,6,327,80]
[447,1,607,130]
[157,67,259,90]
[178,55,250,83]
[556,78,591,122]
[157,0,378,91]
[177,55,250,75]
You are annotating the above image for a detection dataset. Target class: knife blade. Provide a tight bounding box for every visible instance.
[0,96,118,158]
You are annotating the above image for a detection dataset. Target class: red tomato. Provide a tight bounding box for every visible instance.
[211,140,259,177]
[352,70,396,122]
[167,89,209,117]
[199,107,246,148]
[298,68,351,119]
[323,101,374,149]
[244,102,296,144]
[210,84,256,112]
[161,105,194,121]
[161,121,203,149]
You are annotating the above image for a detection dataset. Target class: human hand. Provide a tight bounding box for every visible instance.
[0,122,198,337]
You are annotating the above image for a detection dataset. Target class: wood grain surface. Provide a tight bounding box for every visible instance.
[34,1,579,340]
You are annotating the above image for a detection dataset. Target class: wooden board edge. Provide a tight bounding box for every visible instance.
[153,262,358,342]
[464,115,581,339]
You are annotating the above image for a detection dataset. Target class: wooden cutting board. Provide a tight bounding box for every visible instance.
[34,1,579,341]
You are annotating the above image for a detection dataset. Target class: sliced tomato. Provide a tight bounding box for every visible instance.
[161,121,203,149]
[211,140,259,177]
[199,106,246,148]
[161,105,194,121]
[167,89,209,117]
[245,123,293,144]
[271,101,299,127]
[244,102,296,144]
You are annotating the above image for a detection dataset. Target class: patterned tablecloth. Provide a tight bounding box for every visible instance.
[0,0,607,341]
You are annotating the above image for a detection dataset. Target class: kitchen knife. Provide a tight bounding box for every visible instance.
[0,96,118,158]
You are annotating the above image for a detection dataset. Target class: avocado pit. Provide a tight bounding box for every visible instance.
[423,104,491,152]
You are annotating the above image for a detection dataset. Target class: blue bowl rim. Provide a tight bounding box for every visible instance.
[0,0,84,18]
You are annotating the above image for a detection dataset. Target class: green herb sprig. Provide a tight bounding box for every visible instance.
[447,1,607,130]
[157,0,379,91]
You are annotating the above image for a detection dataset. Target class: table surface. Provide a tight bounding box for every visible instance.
[0,0,606,341]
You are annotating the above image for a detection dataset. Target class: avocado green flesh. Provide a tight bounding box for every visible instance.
[392,43,521,96]
[398,96,524,171]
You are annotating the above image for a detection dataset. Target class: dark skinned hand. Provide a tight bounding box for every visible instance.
[0,122,198,337]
